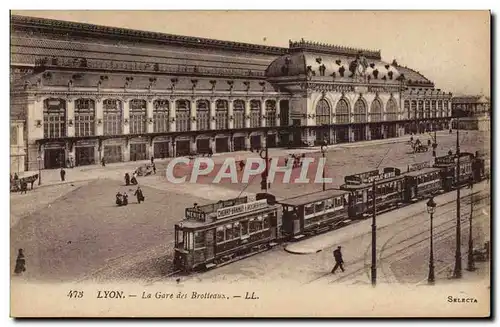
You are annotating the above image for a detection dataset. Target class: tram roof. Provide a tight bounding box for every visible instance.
[340,174,406,190]
[278,189,349,207]
[406,167,442,177]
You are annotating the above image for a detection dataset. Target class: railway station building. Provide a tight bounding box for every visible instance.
[10,15,453,172]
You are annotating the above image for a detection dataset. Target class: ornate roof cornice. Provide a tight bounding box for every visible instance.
[289,39,381,60]
[11,15,288,56]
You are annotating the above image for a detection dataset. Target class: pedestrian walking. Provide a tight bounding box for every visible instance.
[60,168,66,182]
[152,163,156,174]
[122,192,129,206]
[101,157,106,167]
[14,173,19,180]
[125,173,130,186]
[151,156,154,164]
[14,249,26,275]
[116,192,123,206]
[134,186,145,204]
[20,181,28,194]
[331,246,345,274]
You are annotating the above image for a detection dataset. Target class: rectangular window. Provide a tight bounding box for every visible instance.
[216,226,224,243]
[194,231,205,248]
[304,204,314,216]
[241,220,249,236]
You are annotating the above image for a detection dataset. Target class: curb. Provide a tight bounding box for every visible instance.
[284,246,323,255]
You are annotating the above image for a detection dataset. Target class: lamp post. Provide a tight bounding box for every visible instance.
[37,155,42,186]
[453,117,462,279]
[321,144,328,191]
[467,178,476,271]
[427,197,437,284]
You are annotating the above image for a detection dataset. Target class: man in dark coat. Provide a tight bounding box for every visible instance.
[331,246,345,274]
[134,186,145,204]
[14,249,26,275]
[60,168,66,181]
[125,173,131,186]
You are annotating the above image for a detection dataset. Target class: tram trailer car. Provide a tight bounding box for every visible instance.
[403,162,443,202]
[173,196,280,272]
[340,167,406,218]
[278,189,350,241]
[433,152,476,191]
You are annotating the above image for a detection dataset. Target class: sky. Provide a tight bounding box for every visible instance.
[11,10,491,96]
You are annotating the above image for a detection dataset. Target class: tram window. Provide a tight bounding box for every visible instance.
[194,231,205,248]
[305,204,314,216]
[325,199,334,210]
[225,224,234,240]
[184,232,194,251]
[315,201,325,212]
[356,191,363,203]
[176,229,184,246]
[263,217,270,229]
[216,226,224,243]
[241,220,249,235]
[250,218,258,233]
[233,222,241,238]
[334,197,342,208]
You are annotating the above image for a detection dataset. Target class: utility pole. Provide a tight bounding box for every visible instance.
[453,117,462,278]
[467,179,476,271]
[371,178,377,286]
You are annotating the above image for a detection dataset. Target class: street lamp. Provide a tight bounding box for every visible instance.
[467,178,476,271]
[426,197,437,284]
[321,144,328,191]
[37,155,42,186]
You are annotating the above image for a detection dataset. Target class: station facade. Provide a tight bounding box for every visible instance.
[10,15,453,172]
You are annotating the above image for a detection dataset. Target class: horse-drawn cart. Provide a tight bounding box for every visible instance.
[135,164,154,177]
[10,174,39,192]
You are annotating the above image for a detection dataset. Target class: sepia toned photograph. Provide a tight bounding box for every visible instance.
[9,10,491,317]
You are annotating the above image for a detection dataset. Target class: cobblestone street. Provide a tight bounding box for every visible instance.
[10,130,491,284]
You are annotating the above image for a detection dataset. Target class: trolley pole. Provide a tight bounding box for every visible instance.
[453,118,462,279]
[371,178,377,286]
[467,179,476,271]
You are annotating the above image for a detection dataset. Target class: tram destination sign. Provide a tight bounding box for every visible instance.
[407,161,431,172]
[216,199,268,220]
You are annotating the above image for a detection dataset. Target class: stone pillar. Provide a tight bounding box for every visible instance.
[146,100,154,133]
[27,98,44,171]
[261,133,267,149]
[228,100,234,129]
[123,140,130,162]
[190,136,197,154]
[123,100,130,135]
[169,99,176,132]
[210,99,216,130]
[348,126,354,142]
[275,100,281,127]
[170,138,176,157]
[245,134,251,150]
[228,137,233,152]
[96,99,104,135]
[148,137,154,160]
[210,137,216,153]
[67,99,75,137]
[365,125,371,141]
[190,100,197,131]
[260,99,266,127]
[244,101,251,128]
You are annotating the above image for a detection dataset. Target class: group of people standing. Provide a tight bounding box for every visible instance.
[284,153,306,169]
[116,186,145,206]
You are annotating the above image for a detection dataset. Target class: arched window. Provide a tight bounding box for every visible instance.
[265,100,277,127]
[250,100,261,128]
[353,98,367,123]
[103,99,122,135]
[74,99,95,137]
[153,99,169,133]
[335,99,350,124]
[43,98,66,138]
[315,99,330,125]
[129,99,147,134]
[425,100,431,118]
[233,100,245,129]
[196,100,210,131]
[418,100,424,119]
[443,100,449,117]
[370,99,382,122]
[411,100,417,119]
[386,98,398,121]
[215,100,228,130]
[176,99,190,132]
[437,100,443,118]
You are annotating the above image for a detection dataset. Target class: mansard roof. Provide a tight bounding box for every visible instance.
[10,15,288,56]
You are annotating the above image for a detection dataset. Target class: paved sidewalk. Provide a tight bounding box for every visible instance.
[16,132,444,189]
[285,180,489,255]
